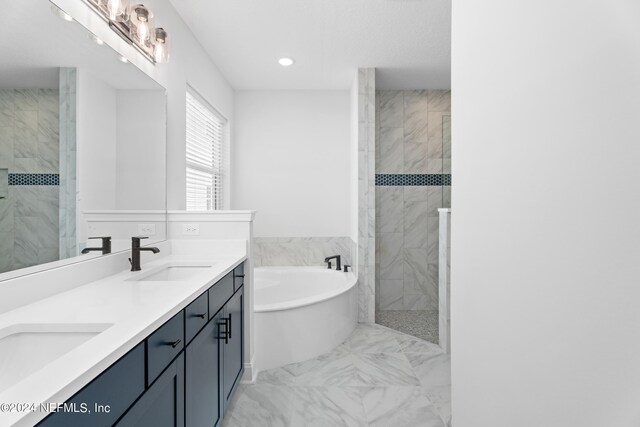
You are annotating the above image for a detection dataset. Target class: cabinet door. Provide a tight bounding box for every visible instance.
[185,314,222,427]
[115,353,184,427]
[37,344,145,427]
[222,287,243,407]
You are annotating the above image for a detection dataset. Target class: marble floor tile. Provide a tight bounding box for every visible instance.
[255,366,297,386]
[425,385,452,426]
[396,333,442,354]
[352,353,419,386]
[221,384,295,427]
[360,386,445,427]
[405,353,451,391]
[290,387,367,427]
[223,324,451,427]
[290,350,356,387]
[345,323,402,353]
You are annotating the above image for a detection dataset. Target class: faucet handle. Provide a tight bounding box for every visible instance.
[89,236,111,243]
[132,236,149,245]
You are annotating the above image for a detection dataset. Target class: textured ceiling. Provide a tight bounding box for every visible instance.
[169,0,451,90]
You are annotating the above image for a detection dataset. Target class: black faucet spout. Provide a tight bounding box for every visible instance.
[324,255,342,271]
[130,236,160,271]
[81,236,112,255]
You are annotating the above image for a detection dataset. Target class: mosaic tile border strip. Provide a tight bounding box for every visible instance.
[8,173,60,186]
[375,174,451,186]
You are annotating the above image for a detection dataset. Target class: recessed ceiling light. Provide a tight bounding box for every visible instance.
[278,57,294,67]
[119,55,129,63]
[62,12,73,21]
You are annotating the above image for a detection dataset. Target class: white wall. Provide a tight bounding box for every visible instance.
[233,91,351,237]
[77,69,117,245]
[451,1,640,426]
[144,0,234,211]
[116,90,167,210]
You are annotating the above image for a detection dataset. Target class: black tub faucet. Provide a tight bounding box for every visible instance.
[129,236,160,271]
[81,236,112,255]
[324,255,341,271]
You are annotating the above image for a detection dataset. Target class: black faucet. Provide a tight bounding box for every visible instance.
[324,255,341,271]
[129,236,160,271]
[81,236,112,255]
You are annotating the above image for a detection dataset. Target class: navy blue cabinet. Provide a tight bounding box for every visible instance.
[185,313,222,427]
[222,286,244,408]
[37,344,145,427]
[37,261,245,427]
[115,353,185,427]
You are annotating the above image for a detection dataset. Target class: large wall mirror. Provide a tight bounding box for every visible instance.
[0,0,167,280]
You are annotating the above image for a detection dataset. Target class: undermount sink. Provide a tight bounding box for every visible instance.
[130,264,215,282]
[0,323,113,393]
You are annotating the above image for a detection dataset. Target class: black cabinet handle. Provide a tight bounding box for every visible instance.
[235,274,245,278]
[217,320,229,344]
[228,313,232,339]
[193,313,207,319]
[166,339,182,348]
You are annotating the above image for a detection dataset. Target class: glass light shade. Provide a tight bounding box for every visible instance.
[100,0,129,21]
[153,28,170,63]
[131,4,154,45]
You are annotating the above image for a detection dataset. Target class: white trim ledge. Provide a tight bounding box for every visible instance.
[83,210,167,222]
[168,210,256,222]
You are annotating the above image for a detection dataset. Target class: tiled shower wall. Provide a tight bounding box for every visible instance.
[0,89,60,273]
[59,68,77,259]
[375,90,451,312]
[357,69,376,323]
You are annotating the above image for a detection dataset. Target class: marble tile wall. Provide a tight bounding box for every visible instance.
[253,237,355,268]
[438,209,451,354]
[0,88,60,273]
[357,69,376,323]
[375,90,451,313]
[58,68,77,259]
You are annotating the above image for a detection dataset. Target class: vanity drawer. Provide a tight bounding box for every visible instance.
[185,292,208,344]
[208,271,234,318]
[38,343,145,427]
[233,262,245,292]
[146,311,184,386]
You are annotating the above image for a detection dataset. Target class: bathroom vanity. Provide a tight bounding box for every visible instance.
[0,245,248,427]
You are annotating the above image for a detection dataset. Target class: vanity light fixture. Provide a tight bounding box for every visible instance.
[81,0,170,64]
[131,4,152,44]
[278,57,295,67]
[103,0,129,21]
[153,28,170,63]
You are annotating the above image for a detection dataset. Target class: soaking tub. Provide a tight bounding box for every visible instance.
[254,266,357,372]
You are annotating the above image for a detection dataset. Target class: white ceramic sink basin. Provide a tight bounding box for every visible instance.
[131,264,214,282]
[0,323,113,394]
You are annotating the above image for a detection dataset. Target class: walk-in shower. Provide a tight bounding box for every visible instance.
[374,89,451,343]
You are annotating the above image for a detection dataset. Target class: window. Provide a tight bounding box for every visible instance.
[185,87,226,210]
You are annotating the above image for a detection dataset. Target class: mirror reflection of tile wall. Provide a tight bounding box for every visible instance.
[0,87,61,273]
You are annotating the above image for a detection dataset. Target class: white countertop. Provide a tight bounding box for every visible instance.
[0,246,247,427]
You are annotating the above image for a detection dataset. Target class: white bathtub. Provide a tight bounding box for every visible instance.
[254,266,357,372]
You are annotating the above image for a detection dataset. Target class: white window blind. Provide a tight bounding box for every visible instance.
[186,87,226,211]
